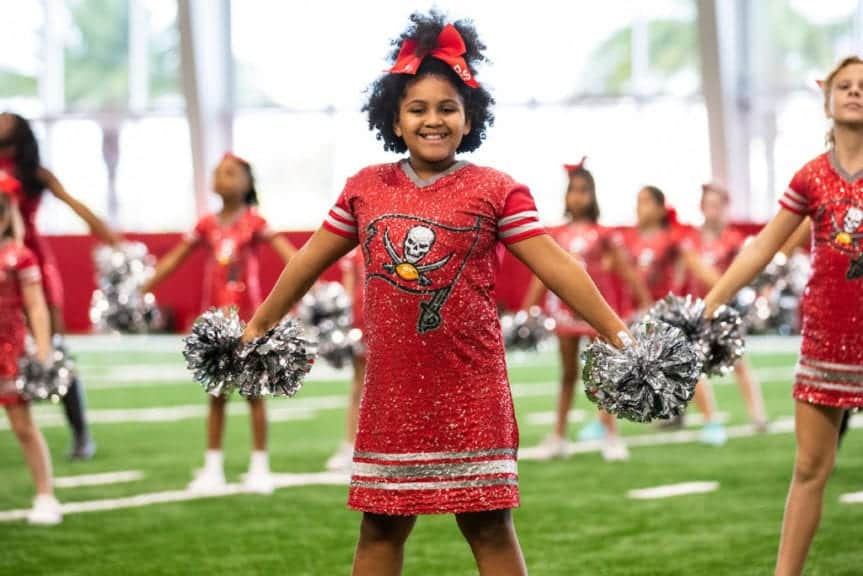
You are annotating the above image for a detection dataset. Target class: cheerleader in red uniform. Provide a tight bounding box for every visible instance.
[0,112,119,460]
[241,13,631,575]
[326,247,367,471]
[523,160,651,461]
[142,153,296,494]
[0,176,61,524]
[680,182,767,430]
[623,185,727,445]
[707,57,863,575]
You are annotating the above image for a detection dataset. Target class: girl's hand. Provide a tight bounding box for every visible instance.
[241,323,265,345]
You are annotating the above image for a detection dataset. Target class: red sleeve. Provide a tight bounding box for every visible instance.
[250,210,274,241]
[779,168,812,215]
[15,247,41,285]
[183,216,211,245]
[322,188,358,241]
[497,186,546,245]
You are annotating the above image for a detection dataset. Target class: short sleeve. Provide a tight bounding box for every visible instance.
[497,186,546,245]
[322,188,358,240]
[250,211,274,241]
[779,168,812,215]
[15,247,41,285]
[183,216,209,245]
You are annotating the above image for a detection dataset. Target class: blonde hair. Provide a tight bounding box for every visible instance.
[823,55,863,146]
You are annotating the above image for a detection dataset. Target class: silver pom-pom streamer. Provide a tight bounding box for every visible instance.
[582,321,701,423]
[298,282,358,368]
[237,317,317,398]
[182,307,244,396]
[15,337,76,403]
[647,294,745,376]
[501,306,556,351]
[90,242,163,334]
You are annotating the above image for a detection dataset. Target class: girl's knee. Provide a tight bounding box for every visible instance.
[457,510,514,547]
[793,451,835,485]
[359,513,416,546]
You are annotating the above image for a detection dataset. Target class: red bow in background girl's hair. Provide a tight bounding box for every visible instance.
[665,205,680,228]
[563,156,588,174]
[222,152,250,167]
[0,163,21,203]
[389,23,480,88]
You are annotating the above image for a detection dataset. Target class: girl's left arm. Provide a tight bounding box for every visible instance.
[38,167,121,246]
[269,233,298,263]
[22,280,52,363]
[509,234,629,346]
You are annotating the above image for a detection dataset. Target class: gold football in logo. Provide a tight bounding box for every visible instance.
[836,231,853,245]
[396,263,419,281]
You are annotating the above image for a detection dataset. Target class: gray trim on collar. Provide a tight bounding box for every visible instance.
[828,148,863,184]
[399,159,470,188]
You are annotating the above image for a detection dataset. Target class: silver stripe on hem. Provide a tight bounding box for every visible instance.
[499,222,543,239]
[353,448,517,462]
[796,376,863,394]
[800,356,863,373]
[352,460,517,480]
[796,364,863,385]
[350,477,518,491]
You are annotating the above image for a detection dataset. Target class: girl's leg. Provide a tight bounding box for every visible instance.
[53,306,94,459]
[5,403,53,494]
[733,359,767,429]
[353,513,417,576]
[456,509,527,576]
[694,378,727,445]
[775,400,844,576]
[248,396,267,452]
[207,394,228,451]
[244,397,274,494]
[189,396,229,491]
[553,334,579,438]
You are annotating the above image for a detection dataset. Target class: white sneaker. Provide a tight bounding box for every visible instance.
[243,470,275,495]
[187,467,227,494]
[532,435,568,460]
[325,442,354,472]
[601,438,630,462]
[27,495,62,525]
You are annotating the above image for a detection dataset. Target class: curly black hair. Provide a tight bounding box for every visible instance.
[363,11,495,154]
[0,113,44,199]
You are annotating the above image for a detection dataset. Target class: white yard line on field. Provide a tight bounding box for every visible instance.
[627,481,720,499]
[54,470,144,488]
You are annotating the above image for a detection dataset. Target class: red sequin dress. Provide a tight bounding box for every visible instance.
[546,222,620,337]
[622,227,684,303]
[184,208,273,322]
[779,151,863,407]
[0,158,63,308]
[0,242,42,406]
[323,160,545,515]
[682,227,745,298]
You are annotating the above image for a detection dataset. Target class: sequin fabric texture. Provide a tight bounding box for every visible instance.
[545,222,620,337]
[323,160,545,515]
[682,227,745,298]
[622,226,683,303]
[0,242,41,404]
[185,208,273,321]
[779,151,863,407]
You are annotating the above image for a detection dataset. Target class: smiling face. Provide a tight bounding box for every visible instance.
[393,74,471,177]
[827,62,863,126]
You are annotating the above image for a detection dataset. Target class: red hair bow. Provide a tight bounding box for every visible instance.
[563,156,587,173]
[389,24,479,88]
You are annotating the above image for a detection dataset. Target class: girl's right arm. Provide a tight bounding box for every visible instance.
[140,240,196,294]
[704,208,804,315]
[243,229,356,340]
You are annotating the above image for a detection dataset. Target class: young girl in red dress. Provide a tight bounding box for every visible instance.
[326,247,367,471]
[142,153,296,494]
[706,56,863,575]
[0,175,61,524]
[523,160,651,462]
[622,185,727,444]
[680,182,767,430]
[0,112,119,460]
[240,13,631,575]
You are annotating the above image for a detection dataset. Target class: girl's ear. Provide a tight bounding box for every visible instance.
[393,112,403,138]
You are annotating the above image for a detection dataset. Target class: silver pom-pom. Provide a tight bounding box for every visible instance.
[298,282,358,368]
[15,337,76,403]
[237,317,317,398]
[182,307,244,396]
[582,321,701,422]
[90,242,163,334]
[501,306,556,351]
[647,294,745,376]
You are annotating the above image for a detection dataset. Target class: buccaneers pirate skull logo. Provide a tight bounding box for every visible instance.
[365,215,481,333]
[814,200,863,280]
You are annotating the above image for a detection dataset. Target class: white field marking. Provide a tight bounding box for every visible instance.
[54,470,144,488]
[525,410,587,425]
[0,471,351,523]
[627,481,719,500]
[840,491,863,504]
[519,417,796,460]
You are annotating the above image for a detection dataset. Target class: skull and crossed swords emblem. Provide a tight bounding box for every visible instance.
[831,206,863,248]
[383,225,452,286]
